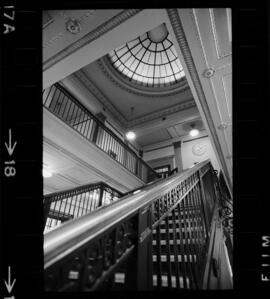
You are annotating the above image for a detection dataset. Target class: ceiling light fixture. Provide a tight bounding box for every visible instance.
[43,168,52,178]
[189,124,199,137]
[126,106,136,141]
[126,131,136,141]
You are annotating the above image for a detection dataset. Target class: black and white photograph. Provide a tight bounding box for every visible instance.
[43,8,233,291]
[0,3,269,297]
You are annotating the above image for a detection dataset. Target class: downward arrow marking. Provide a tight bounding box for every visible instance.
[4,129,17,156]
[4,266,16,293]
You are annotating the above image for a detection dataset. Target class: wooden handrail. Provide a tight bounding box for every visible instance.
[44,159,211,269]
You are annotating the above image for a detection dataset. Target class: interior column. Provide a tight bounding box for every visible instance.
[173,141,183,173]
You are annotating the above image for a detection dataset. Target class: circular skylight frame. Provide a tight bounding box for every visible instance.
[108,24,185,88]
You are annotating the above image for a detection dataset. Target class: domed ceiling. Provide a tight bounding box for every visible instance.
[108,23,185,88]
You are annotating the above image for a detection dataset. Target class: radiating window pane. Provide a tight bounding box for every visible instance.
[108,23,185,87]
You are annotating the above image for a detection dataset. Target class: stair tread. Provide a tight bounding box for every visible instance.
[152,254,197,262]
[152,274,190,288]
[153,228,203,234]
[152,239,204,245]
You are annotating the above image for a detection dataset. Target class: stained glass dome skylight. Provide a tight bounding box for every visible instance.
[108,23,185,88]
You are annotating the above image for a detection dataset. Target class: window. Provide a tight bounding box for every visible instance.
[108,23,185,88]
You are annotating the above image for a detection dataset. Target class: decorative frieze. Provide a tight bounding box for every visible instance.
[98,57,190,98]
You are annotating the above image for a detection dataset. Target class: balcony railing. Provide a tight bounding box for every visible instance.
[44,182,122,234]
[43,83,158,183]
[44,160,226,291]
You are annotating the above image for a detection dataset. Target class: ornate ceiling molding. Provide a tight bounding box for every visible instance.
[129,101,196,128]
[167,8,232,191]
[98,56,190,98]
[74,70,128,127]
[43,9,142,71]
[74,68,195,129]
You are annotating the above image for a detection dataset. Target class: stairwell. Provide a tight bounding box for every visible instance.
[44,160,232,291]
[110,186,210,290]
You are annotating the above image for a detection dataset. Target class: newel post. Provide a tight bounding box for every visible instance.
[125,205,153,290]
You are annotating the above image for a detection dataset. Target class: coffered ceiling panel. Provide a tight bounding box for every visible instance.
[211,8,231,59]
[173,123,189,136]
[137,128,171,147]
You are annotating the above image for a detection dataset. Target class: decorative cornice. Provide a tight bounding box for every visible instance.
[167,8,232,192]
[129,101,196,128]
[43,9,142,71]
[98,56,190,98]
[74,70,128,127]
[74,68,196,129]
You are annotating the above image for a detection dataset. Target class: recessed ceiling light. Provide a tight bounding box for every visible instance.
[126,131,136,141]
[189,129,199,137]
[43,169,52,178]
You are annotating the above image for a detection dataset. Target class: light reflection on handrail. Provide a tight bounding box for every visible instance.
[44,159,211,269]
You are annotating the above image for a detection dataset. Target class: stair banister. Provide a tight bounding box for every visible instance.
[44,159,218,291]
[43,83,159,183]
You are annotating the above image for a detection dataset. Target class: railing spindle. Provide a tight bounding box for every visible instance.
[171,208,181,288]
[165,211,172,288]
[44,160,223,291]
[179,195,194,289]
[175,193,188,289]
[186,191,200,287]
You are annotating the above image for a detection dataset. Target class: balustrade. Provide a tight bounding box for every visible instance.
[44,182,122,233]
[44,160,228,291]
[43,83,158,183]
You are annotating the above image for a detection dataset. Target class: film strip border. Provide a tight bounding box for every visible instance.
[0,7,43,296]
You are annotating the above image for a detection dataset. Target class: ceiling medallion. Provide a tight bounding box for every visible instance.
[66,18,81,34]
[218,122,232,130]
[203,68,215,78]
